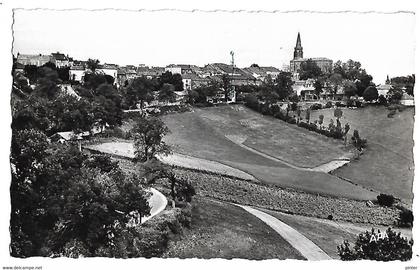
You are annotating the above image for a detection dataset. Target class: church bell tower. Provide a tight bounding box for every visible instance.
[293,32,303,59]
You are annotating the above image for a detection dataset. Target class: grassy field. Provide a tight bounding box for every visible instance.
[162,105,377,200]
[162,197,305,259]
[196,105,348,168]
[261,208,412,259]
[310,106,414,202]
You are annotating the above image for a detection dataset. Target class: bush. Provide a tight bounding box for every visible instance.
[244,94,259,111]
[325,101,333,108]
[286,117,296,124]
[310,103,323,110]
[397,209,413,227]
[376,193,395,207]
[351,130,367,150]
[335,101,346,107]
[387,110,396,118]
[337,228,413,261]
[378,95,387,105]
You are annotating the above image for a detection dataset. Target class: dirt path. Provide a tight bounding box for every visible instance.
[226,134,351,173]
[236,204,331,260]
[142,188,168,224]
[84,142,256,180]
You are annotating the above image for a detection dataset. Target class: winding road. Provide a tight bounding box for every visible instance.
[236,204,331,260]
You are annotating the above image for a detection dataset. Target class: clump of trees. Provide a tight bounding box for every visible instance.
[337,228,412,261]
[10,130,151,257]
[131,116,171,162]
[376,193,395,207]
[12,67,123,136]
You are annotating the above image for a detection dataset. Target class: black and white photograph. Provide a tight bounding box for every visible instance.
[0,1,418,269]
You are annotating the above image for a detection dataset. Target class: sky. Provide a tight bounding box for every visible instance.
[12,9,415,84]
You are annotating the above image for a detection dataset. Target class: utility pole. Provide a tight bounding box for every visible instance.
[230,51,235,102]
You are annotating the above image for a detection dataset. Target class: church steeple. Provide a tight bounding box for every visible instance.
[293,32,303,59]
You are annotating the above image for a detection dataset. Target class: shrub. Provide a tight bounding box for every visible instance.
[337,228,412,261]
[387,110,396,118]
[290,102,298,111]
[325,101,333,108]
[397,209,413,227]
[310,103,323,110]
[260,103,271,115]
[286,117,296,124]
[244,94,259,111]
[351,130,367,150]
[378,95,387,105]
[376,193,395,207]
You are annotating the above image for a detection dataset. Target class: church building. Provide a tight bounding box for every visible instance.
[289,32,333,75]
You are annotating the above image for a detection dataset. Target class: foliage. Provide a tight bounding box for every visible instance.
[325,101,333,108]
[343,80,357,98]
[125,77,156,110]
[363,86,379,102]
[391,74,415,96]
[310,103,323,110]
[378,95,387,105]
[159,71,184,92]
[351,129,367,150]
[10,137,151,257]
[337,228,412,261]
[86,59,100,72]
[314,79,323,97]
[131,116,171,162]
[84,154,120,173]
[299,59,323,80]
[376,193,395,207]
[387,87,404,103]
[397,209,413,227]
[158,83,177,104]
[274,71,294,100]
[144,160,195,203]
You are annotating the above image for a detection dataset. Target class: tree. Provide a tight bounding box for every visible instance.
[334,107,343,121]
[355,73,373,97]
[257,84,279,104]
[23,65,39,84]
[221,74,231,102]
[391,75,415,96]
[363,86,379,102]
[337,228,413,261]
[305,109,311,123]
[86,59,100,72]
[318,114,324,127]
[275,71,294,100]
[314,79,323,98]
[158,83,177,104]
[299,59,323,80]
[33,67,60,99]
[144,160,195,203]
[126,77,155,110]
[343,80,357,99]
[159,71,183,92]
[131,116,171,162]
[387,87,404,103]
[328,73,343,99]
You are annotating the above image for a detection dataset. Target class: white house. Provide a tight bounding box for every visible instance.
[400,92,414,106]
[69,65,86,82]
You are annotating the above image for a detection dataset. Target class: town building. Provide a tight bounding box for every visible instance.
[16,53,52,67]
[165,64,200,75]
[289,32,333,75]
[243,66,281,82]
[69,65,86,83]
[51,52,71,68]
